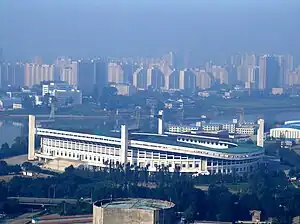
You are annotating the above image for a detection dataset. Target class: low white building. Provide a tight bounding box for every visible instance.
[110,83,135,96]
[270,120,300,140]
[168,124,200,133]
[42,81,82,106]
[236,126,255,135]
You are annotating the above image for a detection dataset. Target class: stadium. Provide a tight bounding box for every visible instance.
[28,111,265,175]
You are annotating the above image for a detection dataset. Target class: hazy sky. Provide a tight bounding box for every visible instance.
[0,0,299,63]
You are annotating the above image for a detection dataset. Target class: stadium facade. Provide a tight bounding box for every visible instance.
[28,112,265,174]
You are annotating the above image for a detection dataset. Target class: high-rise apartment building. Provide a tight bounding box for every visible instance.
[108,62,124,84]
[55,57,78,87]
[132,67,147,90]
[258,55,280,90]
[77,60,94,94]
[193,69,212,89]
[146,67,164,90]
[94,60,108,96]
[211,66,228,85]
[0,62,25,88]
[179,69,196,92]
[24,63,54,87]
[277,55,294,86]
[77,59,107,95]
[286,69,300,86]
[162,52,176,68]
[122,62,137,84]
[168,70,180,90]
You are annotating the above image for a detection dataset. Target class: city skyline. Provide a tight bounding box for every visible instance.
[0,51,299,94]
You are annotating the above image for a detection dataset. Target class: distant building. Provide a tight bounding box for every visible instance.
[42,81,82,106]
[110,83,135,96]
[108,62,125,84]
[55,57,78,87]
[168,69,180,90]
[132,67,147,90]
[211,66,229,85]
[0,62,25,88]
[25,63,54,87]
[168,124,200,133]
[0,97,22,110]
[171,122,256,136]
[193,69,212,89]
[146,67,165,90]
[164,99,183,110]
[235,126,255,135]
[179,69,196,93]
[77,59,107,95]
[258,55,280,90]
[271,87,284,95]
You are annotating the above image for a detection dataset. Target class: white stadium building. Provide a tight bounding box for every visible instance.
[27,112,265,175]
[270,120,300,140]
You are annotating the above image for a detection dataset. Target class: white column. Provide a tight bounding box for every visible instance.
[158,110,164,135]
[120,125,128,164]
[28,115,36,160]
[257,119,264,147]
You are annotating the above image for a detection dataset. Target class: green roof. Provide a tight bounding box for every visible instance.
[51,128,263,155]
[130,134,263,155]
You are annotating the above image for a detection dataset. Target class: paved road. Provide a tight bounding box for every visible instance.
[8,197,79,205]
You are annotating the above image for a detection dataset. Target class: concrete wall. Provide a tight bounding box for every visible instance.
[93,205,174,224]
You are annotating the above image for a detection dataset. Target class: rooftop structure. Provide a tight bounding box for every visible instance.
[42,81,82,107]
[96,198,174,210]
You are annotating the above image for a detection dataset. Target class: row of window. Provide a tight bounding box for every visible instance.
[38,129,120,143]
[42,137,261,163]
[177,138,228,147]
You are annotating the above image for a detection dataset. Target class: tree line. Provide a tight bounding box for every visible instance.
[0,161,299,223]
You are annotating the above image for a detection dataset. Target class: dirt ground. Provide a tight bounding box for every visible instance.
[4,154,28,165]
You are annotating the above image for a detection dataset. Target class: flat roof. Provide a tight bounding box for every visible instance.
[96,198,174,210]
[130,134,263,154]
[276,123,300,130]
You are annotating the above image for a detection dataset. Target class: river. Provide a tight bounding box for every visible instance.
[0,120,23,146]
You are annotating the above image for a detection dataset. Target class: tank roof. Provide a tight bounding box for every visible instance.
[94,198,175,210]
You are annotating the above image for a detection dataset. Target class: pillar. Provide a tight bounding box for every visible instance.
[257,119,264,147]
[120,125,128,164]
[158,110,164,135]
[28,115,36,161]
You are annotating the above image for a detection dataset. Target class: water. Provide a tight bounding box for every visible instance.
[0,120,23,146]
